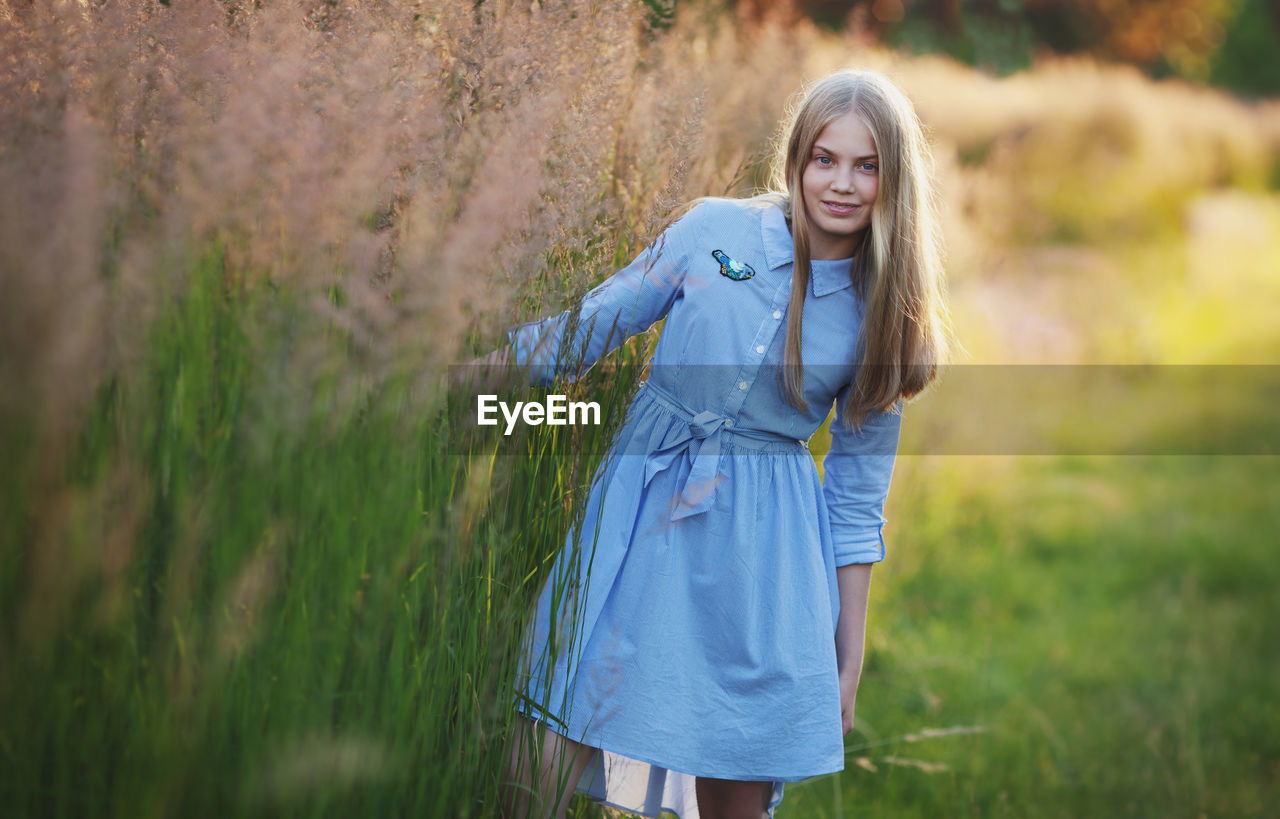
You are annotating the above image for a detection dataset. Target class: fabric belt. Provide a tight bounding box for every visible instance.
[638,381,805,522]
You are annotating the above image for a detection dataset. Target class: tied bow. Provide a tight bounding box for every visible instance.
[643,410,729,521]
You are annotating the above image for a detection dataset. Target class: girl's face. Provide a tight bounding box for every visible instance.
[800,111,879,260]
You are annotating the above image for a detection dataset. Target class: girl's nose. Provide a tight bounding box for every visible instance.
[831,170,855,192]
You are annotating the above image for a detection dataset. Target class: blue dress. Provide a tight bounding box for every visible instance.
[509,197,900,817]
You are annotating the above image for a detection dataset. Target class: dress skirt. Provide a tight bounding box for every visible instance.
[516,380,847,818]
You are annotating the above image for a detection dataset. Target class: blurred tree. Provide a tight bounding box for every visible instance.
[1208,0,1280,96]
[734,0,806,27]
[1025,0,1236,78]
[710,0,1280,95]
[894,0,1035,74]
[640,0,679,30]
[864,0,1240,77]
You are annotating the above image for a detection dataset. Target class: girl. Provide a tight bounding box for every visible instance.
[502,69,947,819]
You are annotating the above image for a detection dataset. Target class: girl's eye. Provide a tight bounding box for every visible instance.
[815,155,833,166]
[859,161,878,173]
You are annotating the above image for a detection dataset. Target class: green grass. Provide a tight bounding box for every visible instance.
[0,247,648,818]
[782,455,1280,818]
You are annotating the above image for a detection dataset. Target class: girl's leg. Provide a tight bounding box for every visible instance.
[503,714,596,819]
[695,777,772,819]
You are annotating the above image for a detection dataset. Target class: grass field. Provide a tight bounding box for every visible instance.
[782,454,1280,818]
[2,2,1278,818]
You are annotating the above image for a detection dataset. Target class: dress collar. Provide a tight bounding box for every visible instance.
[759,200,855,298]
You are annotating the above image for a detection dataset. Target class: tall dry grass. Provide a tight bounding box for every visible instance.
[0,2,823,815]
[0,0,832,438]
[0,0,837,652]
[2,0,632,405]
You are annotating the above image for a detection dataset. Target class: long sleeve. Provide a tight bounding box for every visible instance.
[822,391,902,565]
[507,206,699,387]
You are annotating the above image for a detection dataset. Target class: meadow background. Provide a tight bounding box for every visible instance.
[2,1,1278,817]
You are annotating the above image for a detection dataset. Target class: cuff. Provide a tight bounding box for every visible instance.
[832,525,887,566]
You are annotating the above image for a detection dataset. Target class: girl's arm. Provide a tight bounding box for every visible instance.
[835,562,872,736]
[822,394,901,735]
[507,205,701,387]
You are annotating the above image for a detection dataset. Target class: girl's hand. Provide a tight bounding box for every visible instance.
[474,346,511,370]
[449,346,513,391]
[839,672,859,736]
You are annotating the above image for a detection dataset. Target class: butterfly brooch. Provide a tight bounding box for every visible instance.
[712,249,755,281]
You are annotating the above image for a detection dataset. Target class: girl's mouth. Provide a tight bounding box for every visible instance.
[822,201,859,216]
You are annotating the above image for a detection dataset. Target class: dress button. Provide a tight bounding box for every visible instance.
[772,309,782,319]
[738,381,747,390]
[724,419,735,428]
[755,345,765,354]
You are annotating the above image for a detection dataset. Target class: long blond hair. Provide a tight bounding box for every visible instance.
[770,70,948,427]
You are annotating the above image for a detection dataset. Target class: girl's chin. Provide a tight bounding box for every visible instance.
[817,217,868,238]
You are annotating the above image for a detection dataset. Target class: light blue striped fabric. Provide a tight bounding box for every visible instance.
[510,196,901,817]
